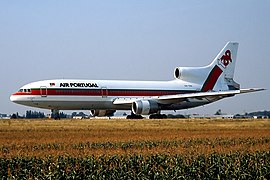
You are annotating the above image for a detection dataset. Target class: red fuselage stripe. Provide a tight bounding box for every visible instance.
[13,89,196,97]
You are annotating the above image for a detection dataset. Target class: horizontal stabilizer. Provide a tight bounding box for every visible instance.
[240,88,266,94]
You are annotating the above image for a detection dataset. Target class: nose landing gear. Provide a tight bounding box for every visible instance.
[51,109,61,120]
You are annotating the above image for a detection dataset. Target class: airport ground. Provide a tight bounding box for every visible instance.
[0,118,269,157]
[0,118,269,178]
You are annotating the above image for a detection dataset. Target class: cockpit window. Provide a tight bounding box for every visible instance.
[19,89,31,93]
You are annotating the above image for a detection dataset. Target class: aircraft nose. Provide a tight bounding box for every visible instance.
[10,94,27,106]
[10,93,24,104]
[10,94,17,102]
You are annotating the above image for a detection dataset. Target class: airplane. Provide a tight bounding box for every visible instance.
[10,42,264,119]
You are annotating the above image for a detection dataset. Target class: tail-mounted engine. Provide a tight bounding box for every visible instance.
[132,100,159,115]
[174,66,210,82]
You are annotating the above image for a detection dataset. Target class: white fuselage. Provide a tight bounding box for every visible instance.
[10,79,211,111]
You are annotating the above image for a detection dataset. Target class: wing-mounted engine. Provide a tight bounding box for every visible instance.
[132,100,159,115]
[174,66,210,83]
[90,110,116,117]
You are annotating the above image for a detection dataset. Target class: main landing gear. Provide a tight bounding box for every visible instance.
[126,111,143,119]
[51,109,61,120]
[126,112,168,119]
[149,113,167,119]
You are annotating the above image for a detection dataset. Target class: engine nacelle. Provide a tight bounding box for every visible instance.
[90,110,116,117]
[132,100,159,115]
[174,67,209,82]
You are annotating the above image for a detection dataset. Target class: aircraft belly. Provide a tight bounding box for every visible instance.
[29,95,130,110]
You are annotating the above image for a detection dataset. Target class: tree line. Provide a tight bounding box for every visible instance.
[10,111,75,119]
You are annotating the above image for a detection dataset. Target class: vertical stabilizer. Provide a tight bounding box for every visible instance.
[210,42,238,79]
[202,42,239,91]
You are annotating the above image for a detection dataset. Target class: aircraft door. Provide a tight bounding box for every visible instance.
[101,87,108,98]
[40,86,47,97]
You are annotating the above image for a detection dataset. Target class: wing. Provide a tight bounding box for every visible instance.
[113,88,265,105]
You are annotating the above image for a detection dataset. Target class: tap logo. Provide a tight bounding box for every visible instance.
[50,83,55,87]
[219,50,232,68]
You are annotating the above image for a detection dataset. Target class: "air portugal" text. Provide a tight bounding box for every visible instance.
[60,83,98,88]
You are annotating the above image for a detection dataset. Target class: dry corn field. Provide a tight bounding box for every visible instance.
[0,118,269,179]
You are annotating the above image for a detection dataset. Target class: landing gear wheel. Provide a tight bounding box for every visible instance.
[149,114,167,119]
[161,114,167,119]
[126,112,143,119]
[126,114,143,119]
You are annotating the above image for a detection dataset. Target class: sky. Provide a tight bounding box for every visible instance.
[1,0,270,116]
